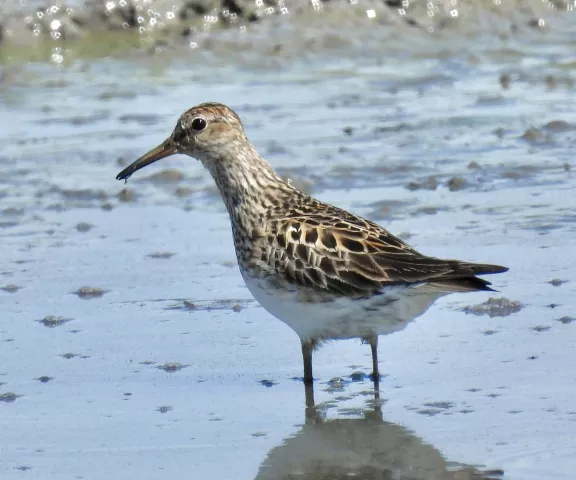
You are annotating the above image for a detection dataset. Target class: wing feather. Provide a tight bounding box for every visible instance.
[249,202,507,298]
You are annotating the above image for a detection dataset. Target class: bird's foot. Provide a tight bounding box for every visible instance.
[369,372,381,383]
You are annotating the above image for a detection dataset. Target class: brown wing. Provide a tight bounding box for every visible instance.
[251,203,507,298]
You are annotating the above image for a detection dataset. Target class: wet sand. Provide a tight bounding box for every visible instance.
[1,3,576,479]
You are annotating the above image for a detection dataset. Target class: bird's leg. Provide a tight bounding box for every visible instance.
[301,341,314,385]
[304,382,315,409]
[368,335,381,385]
[301,342,318,416]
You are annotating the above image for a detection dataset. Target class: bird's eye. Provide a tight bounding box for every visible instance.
[191,117,207,131]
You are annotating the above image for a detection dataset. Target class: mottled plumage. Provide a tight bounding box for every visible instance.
[117,102,508,384]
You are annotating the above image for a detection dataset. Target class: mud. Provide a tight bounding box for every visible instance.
[463,298,524,318]
[0,0,574,64]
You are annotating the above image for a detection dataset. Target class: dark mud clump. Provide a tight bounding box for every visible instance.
[327,377,346,389]
[182,300,196,310]
[74,286,107,299]
[166,298,255,312]
[499,73,511,89]
[38,316,72,328]
[520,127,551,145]
[60,188,107,202]
[414,206,449,216]
[174,186,197,198]
[1,284,22,293]
[350,371,366,382]
[463,297,523,318]
[75,222,94,232]
[157,362,188,373]
[406,176,438,191]
[259,379,277,388]
[447,176,468,192]
[147,252,176,259]
[14,466,32,471]
[543,120,572,132]
[0,392,22,403]
[60,353,89,359]
[423,401,455,410]
[366,198,417,221]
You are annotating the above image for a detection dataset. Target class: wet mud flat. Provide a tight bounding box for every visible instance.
[2,2,576,480]
[0,0,574,64]
[1,205,575,480]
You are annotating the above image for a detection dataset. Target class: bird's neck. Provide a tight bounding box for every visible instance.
[206,144,298,238]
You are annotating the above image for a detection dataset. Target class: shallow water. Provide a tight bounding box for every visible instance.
[1,8,576,480]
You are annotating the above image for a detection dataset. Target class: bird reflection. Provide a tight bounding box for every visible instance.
[256,383,503,480]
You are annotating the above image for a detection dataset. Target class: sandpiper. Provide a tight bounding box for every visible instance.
[116,102,508,384]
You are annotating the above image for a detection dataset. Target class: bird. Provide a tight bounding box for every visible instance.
[116,102,508,385]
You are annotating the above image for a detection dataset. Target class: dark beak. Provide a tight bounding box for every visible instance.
[116,138,178,182]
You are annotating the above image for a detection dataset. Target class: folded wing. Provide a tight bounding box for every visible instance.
[251,204,507,298]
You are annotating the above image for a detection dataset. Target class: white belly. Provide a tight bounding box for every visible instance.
[242,273,448,343]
